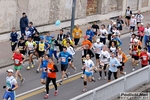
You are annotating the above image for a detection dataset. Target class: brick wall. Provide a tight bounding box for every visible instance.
[86,0,98,16]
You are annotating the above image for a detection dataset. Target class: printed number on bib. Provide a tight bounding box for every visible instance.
[132,51,136,55]
[15,59,20,64]
[12,42,15,45]
[61,57,66,62]
[143,56,147,60]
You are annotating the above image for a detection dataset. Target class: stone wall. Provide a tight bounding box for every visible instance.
[142,0,148,7]
[86,0,98,16]
[127,0,139,10]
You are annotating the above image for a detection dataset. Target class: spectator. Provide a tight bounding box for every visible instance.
[86,26,94,43]
[20,12,29,36]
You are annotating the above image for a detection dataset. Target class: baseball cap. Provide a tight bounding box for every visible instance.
[84,35,88,38]
[50,34,55,38]
[96,39,100,42]
[132,15,135,17]
[6,69,13,73]
[141,23,144,25]
[40,36,44,40]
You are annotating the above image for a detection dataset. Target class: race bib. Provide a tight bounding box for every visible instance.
[76,32,79,36]
[132,51,136,55]
[19,46,23,50]
[93,29,96,32]
[15,59,19,64]
[143,56,147,60]
[61,57,66,62]
[11,42,15,45]
[43,68,47,72]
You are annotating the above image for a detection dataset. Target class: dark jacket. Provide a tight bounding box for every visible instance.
[20,16,29,28]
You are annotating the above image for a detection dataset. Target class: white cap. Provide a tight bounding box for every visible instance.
[6,69,13,73]
[134,39,138,43]
[132,15,135,17]
[141,23,144,25]
[96,39,100,42]
[113,22,116,25]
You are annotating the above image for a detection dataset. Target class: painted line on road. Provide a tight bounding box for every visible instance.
[16,55,131,100]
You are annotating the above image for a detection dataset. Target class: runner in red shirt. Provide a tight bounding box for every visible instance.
[140,47,149,68]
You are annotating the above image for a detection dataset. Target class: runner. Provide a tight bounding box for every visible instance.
[57,29,66,51]
[98,45,110,80]
[116,16,124,33]
[138,23,145,42]
[108,52,120,82]
[24,27,31,40]
[40,54,49,92]
[144,23,150,45]
[12,49,25,83]
[111,33,122,47]
[146,36,150,52]
[82,54,96,92]
[140,47,149,68]
[93,39,104,66]
[112,26,121,38]
[66,42,76,72]
[130,39,141,71]
[117,48,127,77]
[49,35,59,62]
[86,26,94,43]
[3,69,18,100]
[28,22,38,37]
[62,35,74,47]
[107,20,114,43]
[10,27,19,53]
[125,6,132,28]
[44,57,59,99]
[58,46,73,85]
[98,24,108,45]
[129,33,136,53]
[36,36,49,73]
[92,21,99,42]
[135,10,144,26]
[18,37,26,55]
[109,41,118,55]
[25,36,36,70]
[130,15,136,35]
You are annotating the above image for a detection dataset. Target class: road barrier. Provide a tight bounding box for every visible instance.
[70,65,150,100]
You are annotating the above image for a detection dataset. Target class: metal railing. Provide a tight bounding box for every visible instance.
[70,65,150,100]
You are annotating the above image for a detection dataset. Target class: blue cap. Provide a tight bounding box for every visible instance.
[50,34,55,38]
[40,36,44,40]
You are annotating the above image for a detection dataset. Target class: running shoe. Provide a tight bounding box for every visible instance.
[54,90,58,96]
[65,73,69,78]
[92,77,96,82]
[59,81,62,85]
[82,88,87,92]
[81,75,84,79]
[36,69,40,73]
[132,68,135,71]
[44,94,49,99]
[124,72,127,75]
[98,77,102,80]
[31,64,34,68]
[104,76,107,80]
[21,78,25,84]
[74,67,77,73]
[27,66,30,70]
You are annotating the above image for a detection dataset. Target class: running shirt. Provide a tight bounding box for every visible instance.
[49,39,57,50]
[18,41,25,51]
[84,59,95,73]
[25,30,31,40]
[93,42,103,54]
[67,46,75,56]
[99,50,110,63]
[117,52,127,63]
[107,24,113,34]
[37,42,47,52]
[59,51,72,65]
[109,57,120,72]
[25,41,36,50]
[92,24,99,33]
[109,46,117,53]
[47,63,57,78]
[112,29,120,37]
[144,27,150,36]
[6,76,17,91]
[140,52,149,65]
[99,29,108,38]
[130,18,136,27]
[132,45,141,56]
[41,59,48,73]
[135,14,144,23]
[13,53,22,66]
[126,10,132,16]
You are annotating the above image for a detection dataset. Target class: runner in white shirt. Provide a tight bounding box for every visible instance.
[82,54,95,92]
[66,42,76,72]
[93,39,104,66]
[25,27,31,40]
[112,26,121,38]
[144,23,150,46]
[98,24,108,45]
[135,11,144,25]
[130,15,136,35]
[98,45,110,80]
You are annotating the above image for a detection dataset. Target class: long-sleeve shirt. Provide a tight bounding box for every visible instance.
[72,28,82,38]
[135,14,144,22]
[130,18,136,27]
[59,51,72,65]
[112,37,122,47]
[86,30,94,41]
[20,16,28,28]
[28,26,38,35]
[10,32,18,42]
[109,57,120,72]
[82,40,92,49]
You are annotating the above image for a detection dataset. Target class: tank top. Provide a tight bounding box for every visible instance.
[47,63,56,78]
[13,53,22,66]
[38,42,45,51]
[117,53,123,62]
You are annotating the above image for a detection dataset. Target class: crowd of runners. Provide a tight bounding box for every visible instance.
[3,6,150,100]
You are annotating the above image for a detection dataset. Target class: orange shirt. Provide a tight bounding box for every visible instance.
[47,63,56,78]
[82,40,92,49]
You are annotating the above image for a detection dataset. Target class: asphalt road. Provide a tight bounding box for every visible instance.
[0,33,143,100]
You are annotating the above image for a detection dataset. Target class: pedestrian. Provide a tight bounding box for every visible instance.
[140,47,149,68]
[10,27,19,53]
[44,57,59,99]
[108,52,120,82]
[86,26,94,43]
[107,20,114,42]
[72,25,83,48]
[125,6,132,28]
[49,35,59,62]
[36,36,50,73]
[144,23,150,46]
[3,69,18,100]
[12,49,25,83]
[82,54,96,92]
[58,46,73,85]
[92,22,99,42]
[98,24,108,45]
[20,12,29,35]
[116,16,124,33]
[98,45,110,80]
[57,29,66,51]
[130,15,136,35]
[138,23,145,42]
[28,22,38,37]
[135,10,144,27]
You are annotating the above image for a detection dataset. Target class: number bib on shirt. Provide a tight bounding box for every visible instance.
[61,57,66,62]
[11,42,15,45]
[15,59,20,64]
[76,32,79,36]
[19,46,23,50]
[132,51,137,55]
[39,43,44,51]
[143,56,147,60]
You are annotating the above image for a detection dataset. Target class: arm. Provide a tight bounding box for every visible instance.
[123,53,127,63]
[114,58,120,67]
[21,54,26,62]
[51,65,59,72]
[117,38,122,46]
[88,41,92,49]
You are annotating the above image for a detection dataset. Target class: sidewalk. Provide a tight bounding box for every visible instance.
[0,11,150,68]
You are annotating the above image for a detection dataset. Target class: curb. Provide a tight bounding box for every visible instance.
[0,29,132,69]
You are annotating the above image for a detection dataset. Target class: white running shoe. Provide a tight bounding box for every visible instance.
[98,77,102,80]
[132,68,135,71]
[36,69,40,73]
[104,76,107,80]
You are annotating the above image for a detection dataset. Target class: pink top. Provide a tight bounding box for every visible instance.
[138,26,145,36]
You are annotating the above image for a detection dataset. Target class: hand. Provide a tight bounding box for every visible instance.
[8,88,13,91]
[20,61,23,64]
[3,86,6,89]
[112,64,115,67]
[49,69,53,72]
